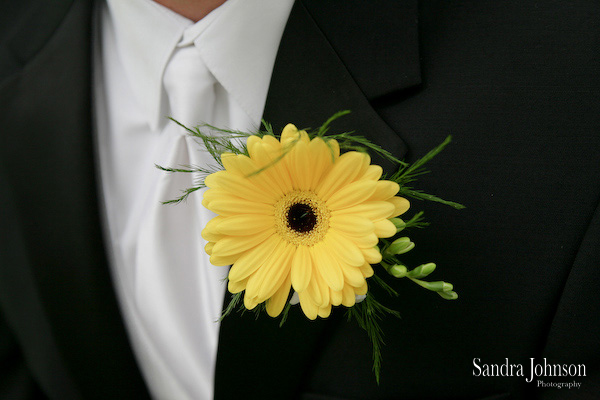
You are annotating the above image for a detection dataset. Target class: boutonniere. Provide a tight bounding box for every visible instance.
[159,111,463,382]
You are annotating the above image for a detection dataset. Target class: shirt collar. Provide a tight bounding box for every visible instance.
[104,0,294,130]
[185,0,295,125]
[105,0,191,130]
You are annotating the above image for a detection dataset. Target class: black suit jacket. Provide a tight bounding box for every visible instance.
[1,1,599,399]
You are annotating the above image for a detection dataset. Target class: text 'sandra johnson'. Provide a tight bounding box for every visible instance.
[473,358,585,383]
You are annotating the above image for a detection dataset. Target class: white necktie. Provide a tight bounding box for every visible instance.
[131,44,228,400]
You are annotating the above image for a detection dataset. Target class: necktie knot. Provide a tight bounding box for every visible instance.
[163,44,216,126]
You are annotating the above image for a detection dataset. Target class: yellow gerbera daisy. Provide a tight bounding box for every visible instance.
[201,124,410,320]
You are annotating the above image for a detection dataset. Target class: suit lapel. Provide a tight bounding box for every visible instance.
[260,0,413,173]
[214,1,419,399]
[0,0,149,398]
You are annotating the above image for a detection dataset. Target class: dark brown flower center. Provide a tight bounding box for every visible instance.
[287,203,317,233]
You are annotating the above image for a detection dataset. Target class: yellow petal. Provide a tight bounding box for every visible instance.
[291,245,312,292]
[373,219,397,238]
[205,171,276,204]
[342,284,356,307]
[308,266,330,307]
[244,241,289,300]
[311,242,344,291]
[221,154,283,198]
[262,134,282,151]
[202,216,225,242]
[299,130,310,143]
[299,291,318,320]
[207,197,274,217]
[340,262,366,287]
[329,215,375,237]
[204,174,223,190]
[287,140,312,191]
[324,138,340,159]
[244,293,259,310]
[306,271,323,306]
[220,152,236,163]
[332,201,395,221]
[220,153,245,175]
[212,229,275,258]
[369,180,400,201]
[256,243,294,301]
[326,230,365,267]
[246,135,262,158]
[389,196,410,217]
[355,281,368,295]
[316,152,368,200]
[362,165,383,181]
[252,142,293,193]
[228,278,247,294]
[228,235,280,282]
[326,180,378,210]
[266,273,292,317]
[205,242,215,255]
[202,187,223,202]
[201,216,226,242]
[209,253,239,267]
[216,214,274,236]
[361,247,382,265]
[280,124,300,146]
[354,152,372,180]
[317,304,332,318]
[360,263,374,278]
[340,232,379,249]
[307,137,335,189]
[330,289,343,306]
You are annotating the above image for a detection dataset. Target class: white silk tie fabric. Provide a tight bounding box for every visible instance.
[132,44,230,399]
[95,0,295,398]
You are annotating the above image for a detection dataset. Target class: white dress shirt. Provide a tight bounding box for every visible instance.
[93,0,294,398]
